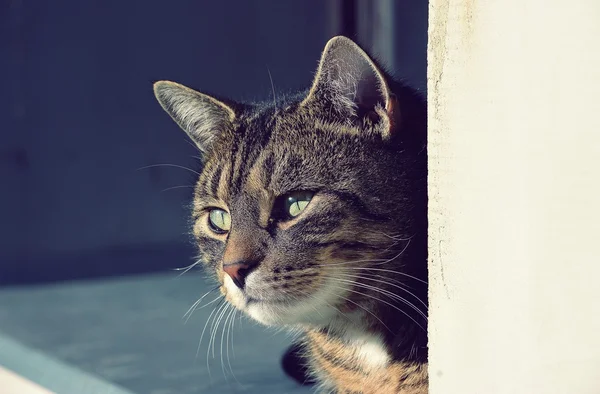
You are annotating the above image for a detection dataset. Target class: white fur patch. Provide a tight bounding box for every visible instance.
[244,271,345,327]
[223,275,244,306]
[352,334,390,368]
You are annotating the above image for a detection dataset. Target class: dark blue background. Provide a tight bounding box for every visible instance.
[0,1,427,285]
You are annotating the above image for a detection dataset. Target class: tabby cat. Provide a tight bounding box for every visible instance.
[153,36,428,394]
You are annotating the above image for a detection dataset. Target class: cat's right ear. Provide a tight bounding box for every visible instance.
[153,81,236,154]
[300,36,394,137]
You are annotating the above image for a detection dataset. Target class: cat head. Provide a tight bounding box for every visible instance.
[153,36,426,328]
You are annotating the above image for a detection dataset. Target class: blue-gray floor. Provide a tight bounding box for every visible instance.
[0,271,312,394]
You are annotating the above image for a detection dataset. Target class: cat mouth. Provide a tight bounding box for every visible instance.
[223,275,344,326]
[245,296,289,306]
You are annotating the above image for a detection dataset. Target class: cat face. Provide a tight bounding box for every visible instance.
[153,37,426,328]
[189,113,407,326]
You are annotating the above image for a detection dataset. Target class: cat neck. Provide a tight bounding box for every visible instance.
[303,290,428,364]
[306,322,392,371]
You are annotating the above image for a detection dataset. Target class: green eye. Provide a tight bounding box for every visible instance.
[283,191,314,219]
[208,209,231,233]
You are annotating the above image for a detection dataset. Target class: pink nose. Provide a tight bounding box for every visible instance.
[223,263,251,289]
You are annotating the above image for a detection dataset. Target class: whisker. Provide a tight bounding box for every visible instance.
[182,138,203,157]
[314,257,388,267]
[196,295,224,311]
[161,185,195,193]
[195,297,224,382]
[334,272,428,311]
[315,246,410,269]
[183,286,220,322]
[231,309,237,359]
[206,301,228,379]
[212,303,231,359]
[335,272,429,309]
[183,299,204,323]
[347,267,428,285]
[196,305,219,359]
[378,238,411,259]
[226,308,240,384]
[329,276,428,321]
[295,287,351,322]
[176,259,203,277]
[220,306,234,379]
[206,301,227,357]
[324,281,426,332]
[339,270,416,289]
[376,231,415,241]
[372,246,411,266]
[321,282,393,333]
[136,163,201,176]
[173,262,197,271]
[266,65,277,109]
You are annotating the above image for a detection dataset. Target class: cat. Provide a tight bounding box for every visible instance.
[153,36,428,394]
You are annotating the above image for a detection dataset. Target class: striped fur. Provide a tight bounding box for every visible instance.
[153,36,428,393]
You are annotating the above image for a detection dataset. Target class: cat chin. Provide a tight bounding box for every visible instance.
[223,274,346,328]
[245,297,339,327]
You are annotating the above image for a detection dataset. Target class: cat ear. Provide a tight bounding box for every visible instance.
[153,81,236,153]
[302,36,395,136]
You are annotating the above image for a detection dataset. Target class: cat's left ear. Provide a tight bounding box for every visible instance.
[301,36,396,138]
[153,81,236,154]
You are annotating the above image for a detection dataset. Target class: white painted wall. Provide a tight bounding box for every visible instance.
[428,1,600,393]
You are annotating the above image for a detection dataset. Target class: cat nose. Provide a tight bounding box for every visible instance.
[223,261,256,289]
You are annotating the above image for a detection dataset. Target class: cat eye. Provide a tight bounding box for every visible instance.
[208,209,231,234]
[274,191,314,221]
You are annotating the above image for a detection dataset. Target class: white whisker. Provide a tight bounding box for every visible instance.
[266,66,277,109]
[220,306,234,379]
[335,272,428,311]
[330,275,428,321]
[196,299,223,382]
[136,163,201,176]
[325,281,426,332]
[210,303,230,359]
[161,185,195,193]
[174,259,203,277]
[376,231,415,241]
[226,308,240,384]
[314,257,388,267]
[195,295,223,311]
[183,286,219,322]
[321,282,393,333]
[348,267,428,285]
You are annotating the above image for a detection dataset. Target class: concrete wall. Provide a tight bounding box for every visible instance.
[428,1,600,392]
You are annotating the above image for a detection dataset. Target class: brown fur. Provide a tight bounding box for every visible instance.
[306,330,427,394]
[153,36,428,393]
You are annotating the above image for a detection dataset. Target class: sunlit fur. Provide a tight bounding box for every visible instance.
[154,36,428,393]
